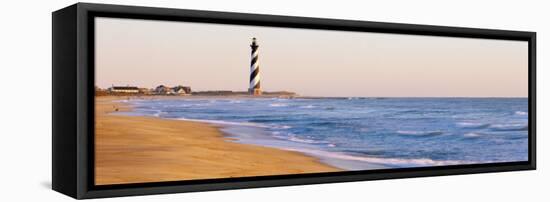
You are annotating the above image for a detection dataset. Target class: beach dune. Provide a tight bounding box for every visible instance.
[95,97,339,185]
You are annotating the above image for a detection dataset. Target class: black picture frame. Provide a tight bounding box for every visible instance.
[52,3,536,199]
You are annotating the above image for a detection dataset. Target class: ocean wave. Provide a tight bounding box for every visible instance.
[515,111,528,116]
[288,136,329,144]
[358,128,369,132]
[153,111,165,117]
[175,117,294,133]
[456,122,490,129]
[272,125,292,129]
[457,122,527,131]
[175,118,269,128]
[248,119,279,123]
[396,130,444,137]
[504,135,528,140]
[343,149,387,156]
[299,105,316,109]
[463,132,483,138]
[171,103,211,107]
[400,110,422,113]
[269,103,288,107]
[283,148,476,167]
[272,133,329,145]
[311,121,336,126]
[490,123,528,131]
[176,103,193,108]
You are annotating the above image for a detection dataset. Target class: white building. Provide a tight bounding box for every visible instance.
[155,85,191,95]
[108,86,139,94]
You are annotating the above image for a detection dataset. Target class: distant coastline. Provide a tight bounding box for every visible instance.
[95,93,527,100]
[96,86,297,98]
[94,84,526,99]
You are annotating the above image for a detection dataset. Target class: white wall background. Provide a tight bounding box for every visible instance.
[0,0,546,201]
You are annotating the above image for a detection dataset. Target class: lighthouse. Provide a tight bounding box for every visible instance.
[249,38,262,95]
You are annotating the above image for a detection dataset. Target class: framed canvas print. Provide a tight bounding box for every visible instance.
[52,3,536,199]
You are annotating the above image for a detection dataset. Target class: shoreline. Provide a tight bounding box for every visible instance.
[95,96,340,185]
[95,95,522,181]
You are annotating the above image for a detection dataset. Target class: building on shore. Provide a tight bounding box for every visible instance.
[173,85,192,94]
[108,86,139,94]
[154,85,171,94]
[138,88,152,94]
[154,85,192,95]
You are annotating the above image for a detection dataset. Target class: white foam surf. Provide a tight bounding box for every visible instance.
[282,148,476,167]
[490,123,528,131]
[269,103,288,107]
[175,117,269,128]
[456,122,490,129]
[515,111,528,116]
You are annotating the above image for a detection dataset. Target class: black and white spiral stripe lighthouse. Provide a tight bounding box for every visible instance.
[249,37,262,95]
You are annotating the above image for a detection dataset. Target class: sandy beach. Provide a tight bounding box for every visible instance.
[95,96,340,185]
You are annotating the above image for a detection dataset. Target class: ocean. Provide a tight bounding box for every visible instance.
[116,97,529,170]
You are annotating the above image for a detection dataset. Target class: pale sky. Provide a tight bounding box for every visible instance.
[95,17,528,97]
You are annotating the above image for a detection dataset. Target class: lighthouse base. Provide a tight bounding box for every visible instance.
[249,88,262,96]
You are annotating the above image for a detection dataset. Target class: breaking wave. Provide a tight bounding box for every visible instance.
[456,122,491,129]
[396,130,444,137]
